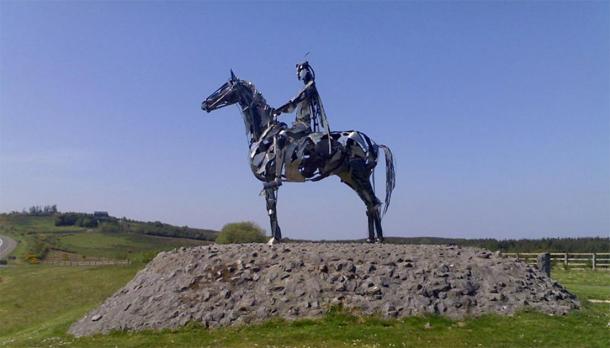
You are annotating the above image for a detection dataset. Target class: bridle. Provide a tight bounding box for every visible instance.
[207,81,236,110]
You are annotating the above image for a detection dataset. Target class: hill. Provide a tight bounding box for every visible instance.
[0,213,218,263]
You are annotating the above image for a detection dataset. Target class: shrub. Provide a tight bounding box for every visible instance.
[23,237,49,263]
[55,213,99,228]
[24,254,40,264]
[77,216,98,228]
[216,222,267,244]
[55,213,79,226]
[99,221,121,233]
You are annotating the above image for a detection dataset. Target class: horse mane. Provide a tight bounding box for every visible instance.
[237,80,275,141]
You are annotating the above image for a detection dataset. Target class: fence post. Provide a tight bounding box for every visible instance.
[537,252,551,276]
[564,253,568,267]
[592,253,596,271]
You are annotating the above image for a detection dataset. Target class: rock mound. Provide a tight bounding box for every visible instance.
[69,243,579,337]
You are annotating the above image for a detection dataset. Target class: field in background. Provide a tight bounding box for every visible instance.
[0,265,608,347]
[0,214,213,263]
[2,214,608,264]
[55,231,205,261]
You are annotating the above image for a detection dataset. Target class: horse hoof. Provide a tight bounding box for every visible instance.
[366,238,375,244]
[267,237,276,246]
[376,237,384,244]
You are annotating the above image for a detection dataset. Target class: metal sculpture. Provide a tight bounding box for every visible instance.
[201,68,395,244]
[274,61,330,136]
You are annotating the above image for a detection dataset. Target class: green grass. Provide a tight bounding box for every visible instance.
[56,231,207,260]
[0,265,140,337]
[0,215,209,263]
[0,215,89,264]
[0,265,608,348]
[551,268,610,300]
[0,215,86,234]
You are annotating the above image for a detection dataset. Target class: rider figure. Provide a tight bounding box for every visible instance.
[269,62,331,183]
[273,61,330,138]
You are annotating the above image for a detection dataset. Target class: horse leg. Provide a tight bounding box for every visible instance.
[338,160,382,243]
[372,205,384,243]
[363,192,383,243]
[264,187,282,243]
[366,209,376,243]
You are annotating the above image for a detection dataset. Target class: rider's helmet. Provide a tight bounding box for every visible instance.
[296,61,315,83]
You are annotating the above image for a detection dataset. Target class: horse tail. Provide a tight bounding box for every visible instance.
[378,145,396,217]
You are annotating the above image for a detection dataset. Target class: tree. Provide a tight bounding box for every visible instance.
[55,213,79,226]
[99,221,121,233]
[26,204,57,216]
[216,222,267,244]
[77,216,98,228]
[28,205,42,215]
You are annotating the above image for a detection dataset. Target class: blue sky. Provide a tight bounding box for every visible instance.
[1,1,608,240]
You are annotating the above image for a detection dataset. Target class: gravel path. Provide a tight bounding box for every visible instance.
[69,243,579,337]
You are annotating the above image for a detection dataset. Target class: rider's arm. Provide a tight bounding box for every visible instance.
[273,82,314,116]
[274,99,297,116]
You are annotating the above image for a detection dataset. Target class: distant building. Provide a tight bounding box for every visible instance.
[93,211,109,217]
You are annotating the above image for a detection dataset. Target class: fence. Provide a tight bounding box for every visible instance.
[502,252,610,270]
[43,260,131,266]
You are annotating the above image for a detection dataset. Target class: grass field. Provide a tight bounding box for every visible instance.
[0,214,86,234]
[0,215,209,263]
[0,265,608,348]
[56,230,206,260]
[0,265,140,337]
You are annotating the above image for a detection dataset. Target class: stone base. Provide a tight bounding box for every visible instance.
[69,243,579,337]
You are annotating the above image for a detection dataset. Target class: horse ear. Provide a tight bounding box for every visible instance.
[230,69,237,81]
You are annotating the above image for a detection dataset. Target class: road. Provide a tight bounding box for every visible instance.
[0,234,17,260]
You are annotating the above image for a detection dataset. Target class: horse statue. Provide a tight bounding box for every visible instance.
[201,71,395,243]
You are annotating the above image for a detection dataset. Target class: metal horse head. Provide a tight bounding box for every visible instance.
[201,70,241,113]
[201,71,274,141]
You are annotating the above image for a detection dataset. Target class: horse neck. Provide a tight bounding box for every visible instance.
[237,83,273,143]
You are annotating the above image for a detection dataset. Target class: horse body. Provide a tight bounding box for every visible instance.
[249,124,377,183]
[202,74,395,243]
